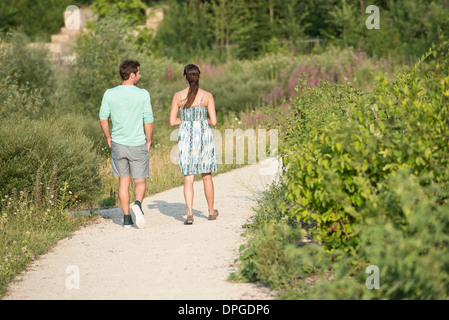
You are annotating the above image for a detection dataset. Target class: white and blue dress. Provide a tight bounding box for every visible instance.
[178,91,218,175]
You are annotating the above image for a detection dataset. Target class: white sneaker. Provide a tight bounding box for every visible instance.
[132,202,146,229]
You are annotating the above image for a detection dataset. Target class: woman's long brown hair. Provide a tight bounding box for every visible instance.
[182,64,201,108]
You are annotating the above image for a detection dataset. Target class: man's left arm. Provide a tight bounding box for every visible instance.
[144,122,154,152]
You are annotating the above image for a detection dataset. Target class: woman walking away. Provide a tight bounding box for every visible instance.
[170,64,219,225]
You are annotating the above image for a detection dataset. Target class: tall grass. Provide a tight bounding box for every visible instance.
[0,177,95,298]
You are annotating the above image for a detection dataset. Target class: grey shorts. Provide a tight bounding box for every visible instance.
[111,141,149,179]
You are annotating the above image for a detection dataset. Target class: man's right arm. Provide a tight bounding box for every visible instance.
[99,119,112,148]
[99,90,111,148]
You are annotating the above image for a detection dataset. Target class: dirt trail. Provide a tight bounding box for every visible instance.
[4,159,280,300]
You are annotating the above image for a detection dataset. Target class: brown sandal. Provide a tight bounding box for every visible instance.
[208,209,219,221]
[184,215,194,225]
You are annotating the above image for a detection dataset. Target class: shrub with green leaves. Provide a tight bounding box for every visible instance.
[0,31,56,98]
[0,76,44,120]
[234,20,449,299]
[282,44,449,251]
[0,32,56,118]
[302,168,449,300]
[230,181,340,299]
[356,169,449,300]
[0,114,102,204]
[92,0,147,26]
[232,221,324,293]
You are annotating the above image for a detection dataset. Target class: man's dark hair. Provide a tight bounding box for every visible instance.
[119,60,140,81]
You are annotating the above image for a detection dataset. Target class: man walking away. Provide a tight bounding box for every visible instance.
[99,59,154,229]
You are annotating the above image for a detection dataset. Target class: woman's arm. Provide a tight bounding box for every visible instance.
[206,92,217,126]
[170,93,181,126]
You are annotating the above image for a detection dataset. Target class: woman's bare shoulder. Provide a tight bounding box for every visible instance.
[172,91,183,108]
[203,90,213,101]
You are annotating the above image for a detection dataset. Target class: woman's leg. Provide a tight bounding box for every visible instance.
[201,173,215,215]
[184,175,195,216]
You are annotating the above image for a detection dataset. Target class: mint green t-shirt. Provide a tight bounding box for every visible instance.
[99,85,154,146]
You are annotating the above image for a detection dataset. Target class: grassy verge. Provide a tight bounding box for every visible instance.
[0,190,96,298]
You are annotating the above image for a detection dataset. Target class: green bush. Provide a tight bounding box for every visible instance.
[0,114,102,204]
[234,22,449,299]
[232,221,322,292]
[302,169,449,300]
[0,32,56,118]
[355,169,449,300]
[202,71,274,114]
[0,31,56,102]
[0,76,44,120]
[230,182,339,299]
[282,44,449,251]
[92,0,147,26]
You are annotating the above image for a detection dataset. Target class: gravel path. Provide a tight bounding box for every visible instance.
[4,159,280,300]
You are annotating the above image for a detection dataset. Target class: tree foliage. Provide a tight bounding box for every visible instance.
[92,0,147,25]
[1,0,447,61]
[154,0,449,61]
[0,0,93,41]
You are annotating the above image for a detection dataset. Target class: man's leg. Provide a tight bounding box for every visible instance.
[128,144,149,208]
[118,175,131,215]
[134,178,146,204]
[132,178,147,229]
[112,142,132,219]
